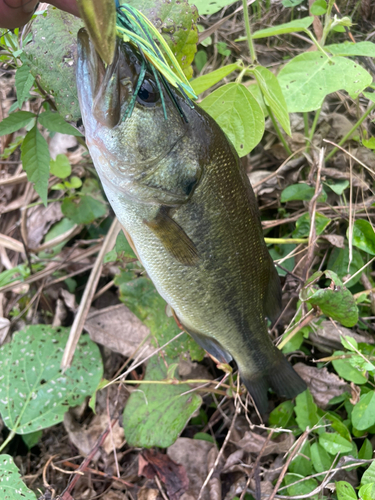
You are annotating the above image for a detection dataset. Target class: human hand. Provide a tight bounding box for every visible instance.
[0,0,79,29]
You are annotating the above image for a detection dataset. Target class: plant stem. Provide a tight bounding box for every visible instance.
[266,105,292,156]
[304,29,332,59]
[303,112,309,147]
[0,430,16,453]
[326,103,375,161]
[321,0,335,46]
[307,106,322,152]
[242,0,257,64]
[264,238,309,244]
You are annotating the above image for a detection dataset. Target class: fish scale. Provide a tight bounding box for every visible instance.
[77,28,306,413]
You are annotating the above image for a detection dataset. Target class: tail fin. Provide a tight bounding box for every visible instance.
[240,353,307,415]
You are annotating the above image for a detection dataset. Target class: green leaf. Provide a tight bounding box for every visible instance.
[191,63,238,94]
[282,0,304,6]
[284,473,318,499]
[50,154,71,179]
[292,212,331,239]
[123,356,202,448]
[193,432,216,443]
[15,63,34,108]
[38,217,76,259]
[281,183,327,202]
[194,50,207,73]
[295,389,319,432]
[64,176,82,189]
[281,330,304,354]
[326,41,375,57]
[23,9,84,121]
[319,410,351,441]
[0,325,103,434]
[21,124,50,205]
[332,351,368,385]
[251,65,291,136]
[61,194,107,224]
[362,137,375,150]
[324,179,349,195]
[327,247,364,286]
[359,483,374,500]
[193,0,237,16]
[351,220,375,256]
[0,455,37,500]
[38,110,82,136]
[269,400,294,429]
[361,462,375,498]
[278,53,372,112]
[310,0,327,15]
[0,111,35,136]
[289,442,313,477]
[115,230,137,259]
[22,430,43,450]
[336,481,357,500]
[319,432,353,455]
[352,392,375,431]
[358,439,373,461]
[300,271,358,327]
[200,83,264,157]
[310,442,333,478]
[341,335,358,352]
[252,17,314,38]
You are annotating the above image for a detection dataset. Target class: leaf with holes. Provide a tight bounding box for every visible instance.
[0,325,103,434]
[278,53,372,112]
[200,83,264,156]
[21,124,50,206]
[336,481,357,500]
[0,455,37,500]
[326,41,375,57]
[193,0,236,16]
[123,355,202,448]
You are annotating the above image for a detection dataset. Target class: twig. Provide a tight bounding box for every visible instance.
[61,218,121,369]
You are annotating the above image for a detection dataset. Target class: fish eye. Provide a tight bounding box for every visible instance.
[136,78,160,107]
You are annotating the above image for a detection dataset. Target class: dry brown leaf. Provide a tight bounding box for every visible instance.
[137,488,160,500]
[294,362,351,408]
[26,202,63,249]
[309,320,374,353]
[139,449,189,500]
[102,492,129,500]
[167,438,215,500]
[222,449,244,472]
[319,234,345,248]
[236,431,295,455]
[84,304,153,358]
[0,317,10,345]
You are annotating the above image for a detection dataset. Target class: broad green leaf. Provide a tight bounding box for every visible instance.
[38,217,76,259]
[292,212,331,239]
[0,111,35,136]
[251,65,291,136]
[363,91,375,104]
[269,400,294,429]
[193,432,215,444]
[21,124,50,205]
[0,264,30,288]
[351,220,375,256]
[123,355,202,448]
[289,442,312,477]
[65,176,82,189]
[278,53,372,112]
[319,432,352,455]
[310,442,333,478]
[50,154,72,179]
[327,247,364,286]
[38,110,82,136]
[332,351,368,385]
[310,0,327,15]
[282,0,304,5]
[191,63,238,94]
[22,430,42,450]
[200,83,264,157]
[326,41,375,57]
[247,83,268,117]
[252,17,314,38]
[77,0,116,65]
[352,392,375,430]
[362,137,375,149]
[193,0,237,16]
[0,325,103,434]
[281,330,304,354]
[358,439,373,461]
[61,194,107,224]
[0,455,37,500]
[24,9,84,121]
[336,481,357,500]
[295,389,319,432]
[284,473,318,500]
[115,269,203,360]
[324,179,349,195]
[194,50,207,72]
[319,410,351,441]
[115,230,137,259]
[281,183,327,202]
[341,335,358,352]
[15,63,34,108]
[300,270,358,327]
[359,483,374,500]
[361,461,375,498]
[125,0,198,79]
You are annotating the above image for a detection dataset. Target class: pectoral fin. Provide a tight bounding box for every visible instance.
[144,207,199,266]
[185,327,232,364]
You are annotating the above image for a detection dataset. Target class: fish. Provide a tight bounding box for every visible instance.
[76,27,307,414]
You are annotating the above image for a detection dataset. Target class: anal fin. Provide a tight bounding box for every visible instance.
[144,206,199,266]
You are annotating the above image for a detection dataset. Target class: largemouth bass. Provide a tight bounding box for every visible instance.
[76,28,306,413]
